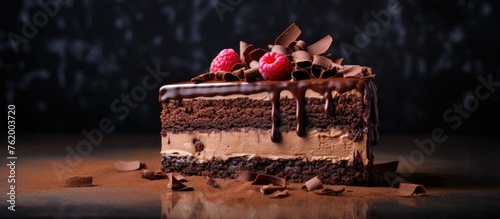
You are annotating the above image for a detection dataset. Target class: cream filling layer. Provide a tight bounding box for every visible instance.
[161,130,369,165]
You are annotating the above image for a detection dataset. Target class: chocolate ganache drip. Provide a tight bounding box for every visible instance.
[161,24,379,144]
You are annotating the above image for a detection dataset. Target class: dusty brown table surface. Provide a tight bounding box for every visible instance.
[1,134,499,218]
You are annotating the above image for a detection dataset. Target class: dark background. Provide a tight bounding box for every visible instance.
[1,0,499,136]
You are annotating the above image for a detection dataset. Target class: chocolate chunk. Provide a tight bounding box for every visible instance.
[267,189,289,198]
[63,175,93,187]
[142,170,167,180]
[203,171,220,188]
[271,45,291,55]
[293,40,307,51]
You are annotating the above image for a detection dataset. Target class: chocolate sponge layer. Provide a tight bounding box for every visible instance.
[161,94,367,141]
[161,154,371,186]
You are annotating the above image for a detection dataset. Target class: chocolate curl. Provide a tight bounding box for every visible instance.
[114,161,147,172]
[167,173,193,191]
[397,183,426,196]
[311,65,325,78]
[312,55,334,70]
[240,41,248,61]
[271,45,291,55]
[202,171,220,188]
[251,174,287,187]
[318,69,337,79]
[291,50,313,68]
[291,69,312,80]
[306,35,333,55]
[230,63,248,72]
[231,68,245,80]
[242,43,256,64]
[235,171,259,182]
[222,72,239,81]
[275,23,302,47]
[301,176,323,191]
[249,48,267,62]
[191,72,214,83]
[215,70,227,80]
[243,67,261,82]
[293,40,307,51]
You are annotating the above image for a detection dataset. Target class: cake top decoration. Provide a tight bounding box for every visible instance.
[191,23,374,83]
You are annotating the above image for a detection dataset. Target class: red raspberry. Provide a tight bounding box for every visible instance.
[258,52,293,81]
[209,49,242,72]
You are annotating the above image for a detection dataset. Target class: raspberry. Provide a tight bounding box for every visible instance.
[209,49,242,72]
[258,52,293,81]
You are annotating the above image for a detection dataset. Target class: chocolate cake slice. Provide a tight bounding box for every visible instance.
[159,24,379,185]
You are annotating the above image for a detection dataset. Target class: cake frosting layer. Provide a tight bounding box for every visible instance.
[161,131,369,165]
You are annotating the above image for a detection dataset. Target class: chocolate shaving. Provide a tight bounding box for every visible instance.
[191,23,375,83]
[313,187,346,195]
[142,170,167,180]
[249,48,267,62]
[235,171,260,182]
[275,23,302,47]
[312,55,334,70]
[251,174,287,187]
[332,57,344,65]
[63,175,93,187]
[114,161,146,172]
[267,189,289,198]
[397,183,426,196]
[202,171,220,188]
[259,185,287,195]
[271,45,291,55]
[301,176,323,191]
[167,173,193,191]
[306,35,333,55]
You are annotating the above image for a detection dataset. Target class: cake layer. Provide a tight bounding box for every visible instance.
[161,153,371,185]
[160,78,378,144]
